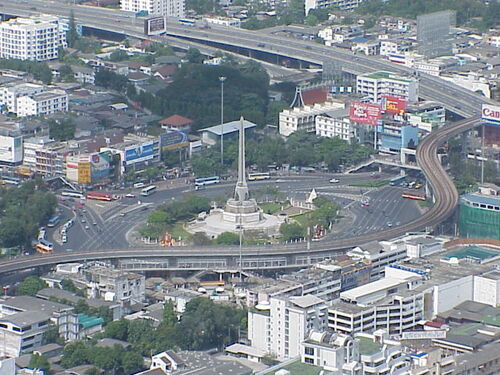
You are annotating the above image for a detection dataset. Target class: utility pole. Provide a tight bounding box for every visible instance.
[219,76,226,167]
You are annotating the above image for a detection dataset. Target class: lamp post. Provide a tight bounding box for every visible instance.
[219,76,226,167]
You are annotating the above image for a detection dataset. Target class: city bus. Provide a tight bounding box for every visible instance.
[390,175,406,186]
[248,172,271,181]
[178,18,196,26]
[61,190,85,199]
[36,239,54,254]
[0,176,20,185]
[86,192,114,202]
[141,185,157,196]
[47,215,61,228]
[194,176,220,188]
[401,192,426,201]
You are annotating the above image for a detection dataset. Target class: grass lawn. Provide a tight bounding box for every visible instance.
[291,212,309,226]
[417,200,432,208]
[259,202,285,214]
[167,222,192,242]
[274,360,323,375]
[349,180,390,188]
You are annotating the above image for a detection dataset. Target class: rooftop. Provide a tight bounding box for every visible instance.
[289,295,325,309]
[159,114,193,127]
[442,246,499,261]
[0,295,74,315]
[461,193,500,206]
[357,336,383,355]
[0,310,51,327]
[198,119,256,136]
[360,71,414,83]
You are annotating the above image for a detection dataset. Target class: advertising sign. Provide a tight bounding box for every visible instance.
[160,130,189,151]
[90,151,111,182]
[0,135,23,164]
[383,95,407,114]
[482,104,500,127]
[78,162,91,184]
[125,141,158,164]
[349,102,382,125]
[402,330,447,340]
[144,16,166,36]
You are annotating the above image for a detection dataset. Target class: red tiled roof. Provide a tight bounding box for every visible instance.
[303,87,329,105]
[153,65,177,78]
[425,321,445,328]
[159,114,193,127]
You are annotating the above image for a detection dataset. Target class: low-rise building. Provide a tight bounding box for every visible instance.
[23,136,66,177]
[202,17,241,28]
[0,83,44,114]
[404,102,446,133]
[378,121,419,154]
[315,108,353,142]
[356,71,419,103]
[101,134,160,175]
[0,120,23,166]
[16,89,68,117]
[279,101,345,137]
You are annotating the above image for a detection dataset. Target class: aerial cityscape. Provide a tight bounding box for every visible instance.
[0,0,498,374]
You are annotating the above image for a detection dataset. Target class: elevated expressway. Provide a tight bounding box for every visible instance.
[0,1,493,273]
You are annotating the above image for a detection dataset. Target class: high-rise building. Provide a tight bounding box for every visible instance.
[0,15,67,61]
[305,0,365,15]
[120,0,185,17]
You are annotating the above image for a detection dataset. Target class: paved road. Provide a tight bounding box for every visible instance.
[52,173,413,252]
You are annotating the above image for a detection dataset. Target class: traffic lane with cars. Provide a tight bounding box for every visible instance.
[338,186,423,239]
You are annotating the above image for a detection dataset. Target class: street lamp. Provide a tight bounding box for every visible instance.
[219,76,226,167]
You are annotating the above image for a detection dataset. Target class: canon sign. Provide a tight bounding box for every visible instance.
[482,104,500,126]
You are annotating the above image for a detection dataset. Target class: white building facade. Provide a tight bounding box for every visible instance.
[279,102,345,137]
[16,89,68,117]
[305,0,365,15]
[0,15,67,61]
[315,113,353,141]
[120,0,185,17]
[356,71,419,103]
[0,83,44,114]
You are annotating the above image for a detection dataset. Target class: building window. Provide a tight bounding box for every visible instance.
[304,347,314,356]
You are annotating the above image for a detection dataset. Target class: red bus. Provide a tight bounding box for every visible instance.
[402,192,426,201]
[86,192,115,202]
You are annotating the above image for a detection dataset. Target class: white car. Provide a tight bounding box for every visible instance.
[62,235,67,243]
[125,193,135,198]
[329,178,340,183]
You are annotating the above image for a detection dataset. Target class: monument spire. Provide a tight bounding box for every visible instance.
[234,116,249,202]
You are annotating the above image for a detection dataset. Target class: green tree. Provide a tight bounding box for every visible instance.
[17,277,47,296]
[109,49,129,62]
[143,166,161,182]
[185,48,204,64]
[215,232,240,245]
[192,232,212,246]
[280,222,306,241]
[121,351,144,374]
[42,325,63,345]
[29,354,50,372]
[67,11,79,48]
[49,118,75,141]
[83,367,99,375]
[104,319,130,341]
[147,210,171,225]
[162,300,178,328]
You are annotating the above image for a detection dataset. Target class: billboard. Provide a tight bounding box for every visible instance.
[144,16,166,36]
[124,141,158,164]
[482,104,500,127]
[402,330,447,340]
[90,151,111,182]
[0,135,23,164]
[349,102,382,125]
[383,95,406,114]
[160,130,189,151]
[78,162,91,184]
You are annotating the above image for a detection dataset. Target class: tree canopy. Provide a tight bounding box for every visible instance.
[0,179,57,249]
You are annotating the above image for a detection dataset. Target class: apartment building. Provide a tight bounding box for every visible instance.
[348,240,408,279]
[82,265,146,303]
[0,296,79,357]
[328,266,426,336]
[0,83,44,114]
[301,330,410,375]
[315,108,353,142]
[404,102,446,133]
[305,0,365,15]
[120,0,185,17]
[0,15,67,61]
[356,71,419,103]
[380,39,412,57]
[16,89,68,117]
[248,295,328,360]
[246,264,342,307]
[23,136,66,176]
[279,101,345,136]
[0,311,52,357]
